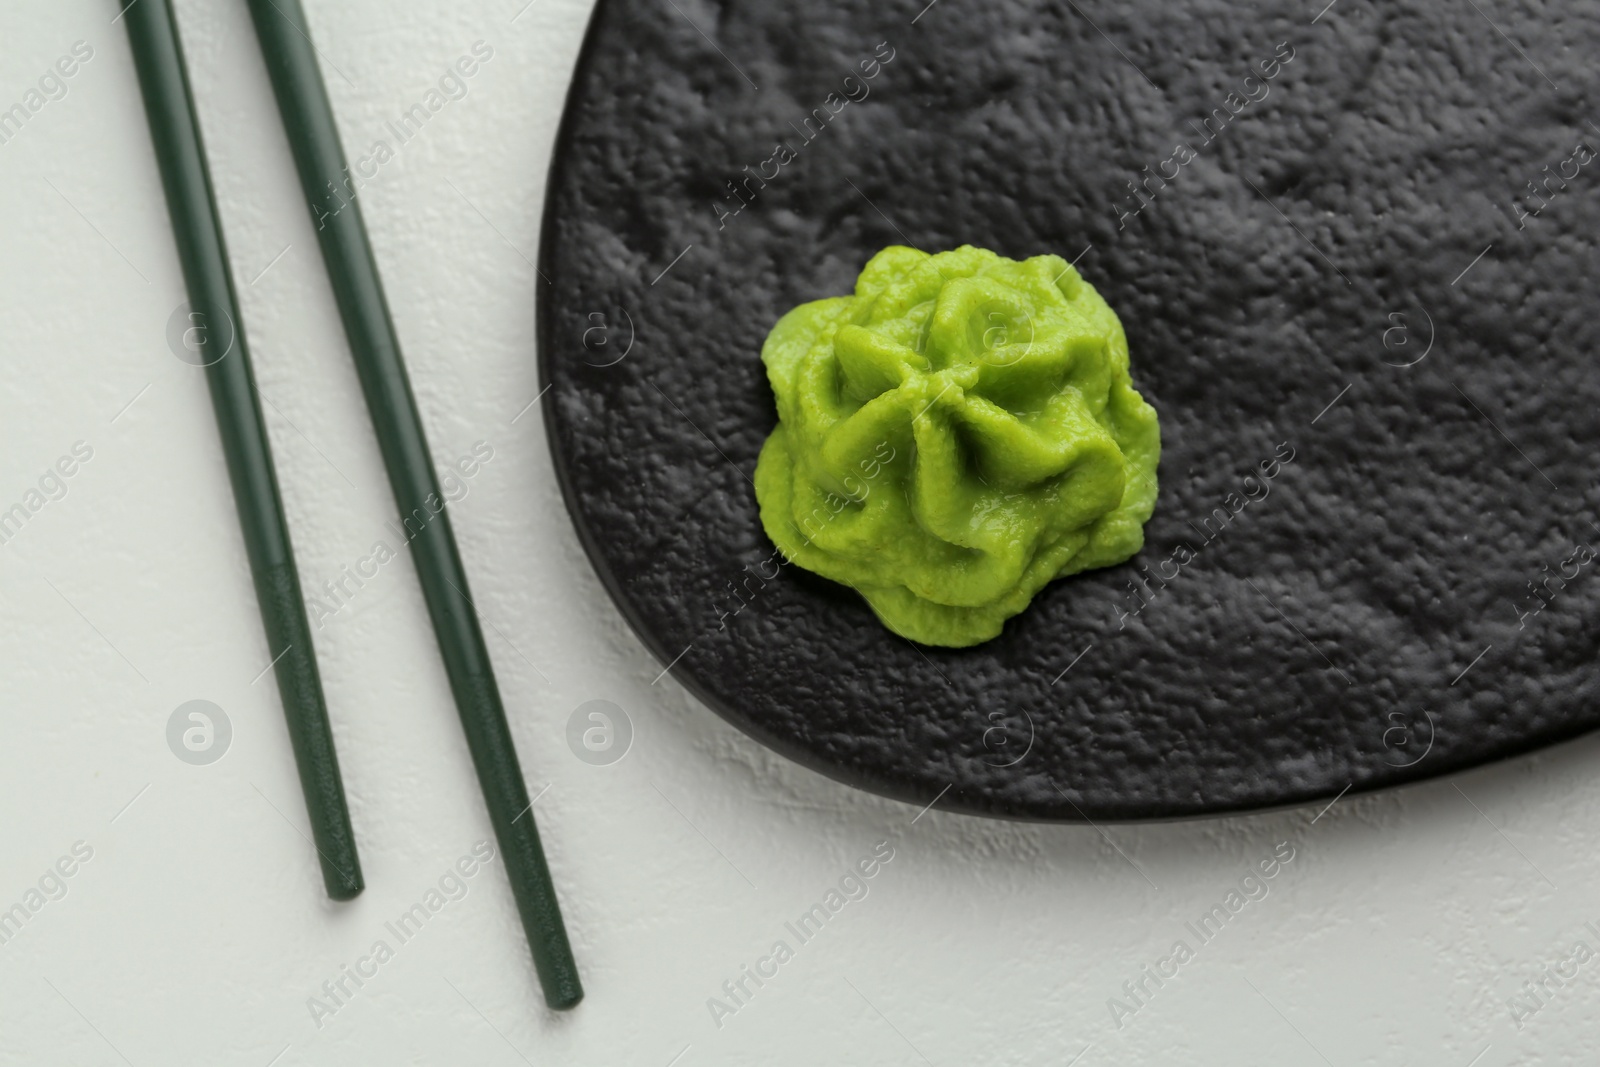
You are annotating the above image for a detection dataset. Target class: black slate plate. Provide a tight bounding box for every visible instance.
[537,0,1600,820]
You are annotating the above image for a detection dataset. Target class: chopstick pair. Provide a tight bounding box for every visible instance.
[125,0,583,1010]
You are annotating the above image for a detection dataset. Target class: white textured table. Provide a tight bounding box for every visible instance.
[2,2,1598,1064]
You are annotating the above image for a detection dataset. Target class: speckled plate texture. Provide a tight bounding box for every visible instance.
[537,0,1600,820]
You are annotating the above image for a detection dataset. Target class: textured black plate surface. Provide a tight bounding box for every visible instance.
[537,0,1600,820]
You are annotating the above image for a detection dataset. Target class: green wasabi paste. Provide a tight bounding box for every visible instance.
[753,245,1160,647]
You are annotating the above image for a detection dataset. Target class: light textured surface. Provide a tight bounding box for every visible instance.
[2,2,1599,1065]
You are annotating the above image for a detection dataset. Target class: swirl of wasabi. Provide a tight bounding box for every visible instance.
[753,245,1160,647]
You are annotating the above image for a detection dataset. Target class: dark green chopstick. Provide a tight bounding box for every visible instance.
[123,0,363,901]
[243,0,583,1010]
